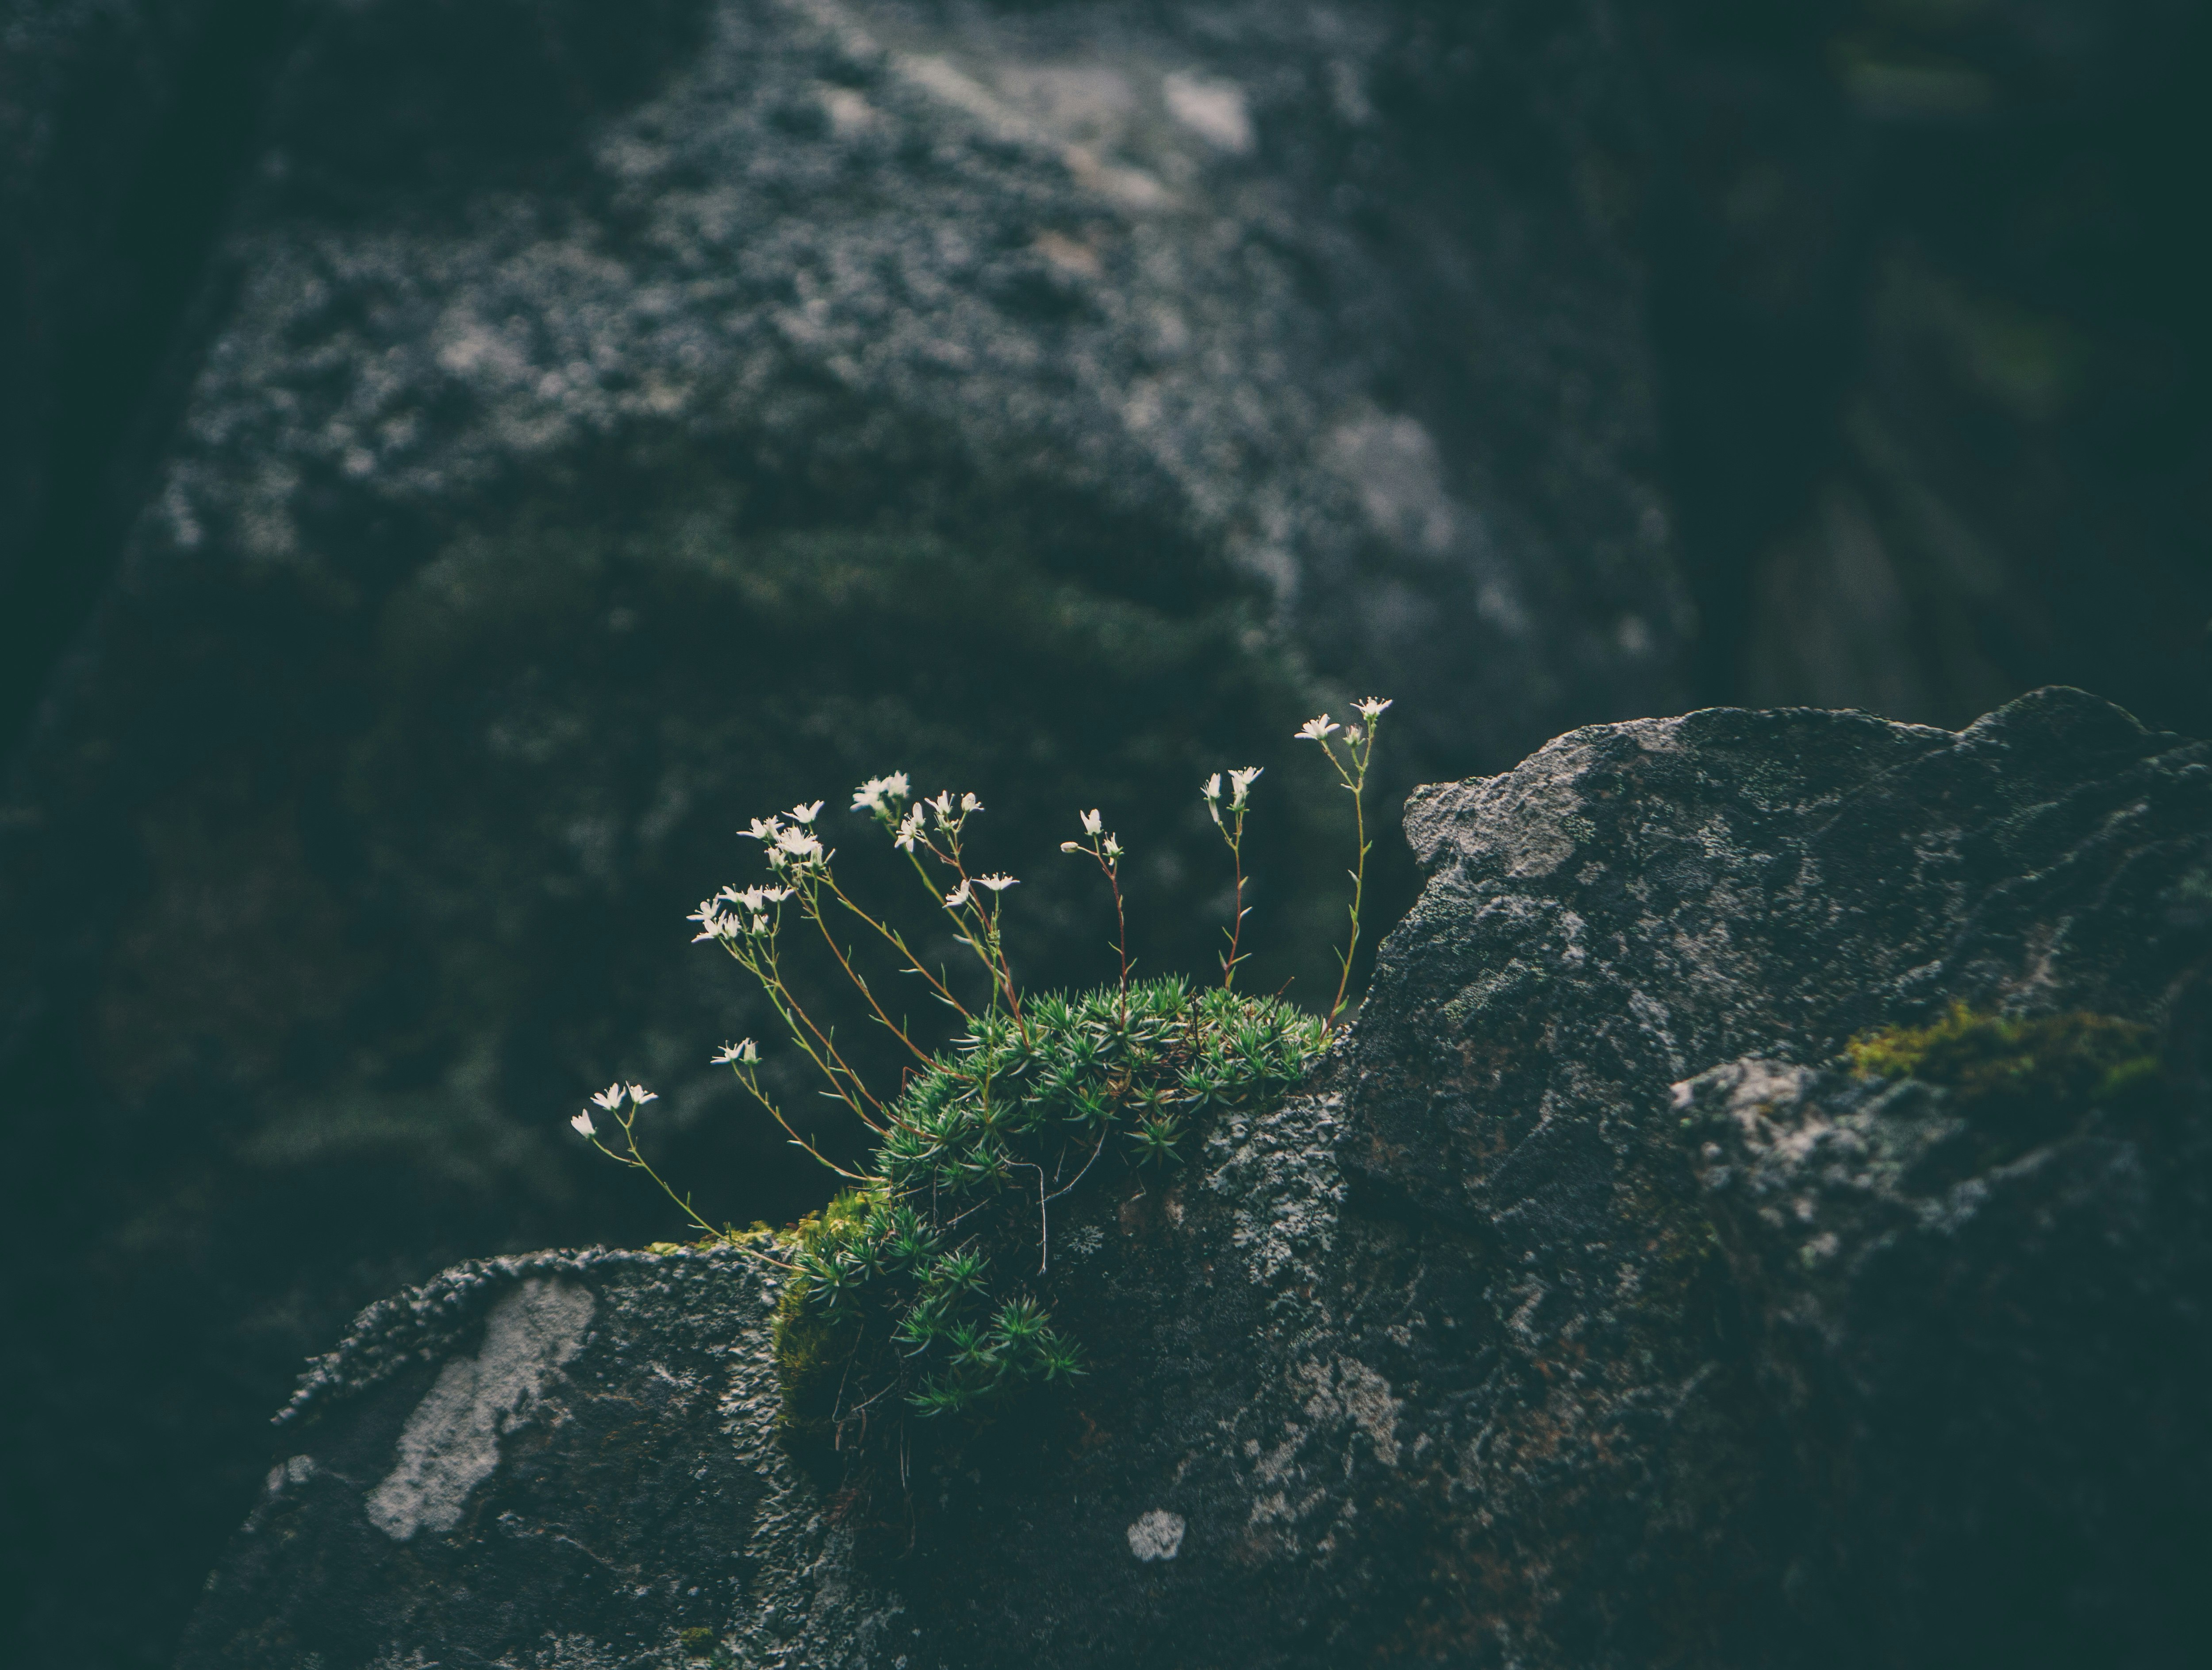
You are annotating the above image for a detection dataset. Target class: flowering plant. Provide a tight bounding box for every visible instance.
[575,701,1393,1427]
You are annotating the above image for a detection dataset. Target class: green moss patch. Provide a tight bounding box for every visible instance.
[1846,1002,2159,1121]
[768,976,1320,1437]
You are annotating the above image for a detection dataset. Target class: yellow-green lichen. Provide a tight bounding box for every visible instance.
[1846,1002,2159,1113]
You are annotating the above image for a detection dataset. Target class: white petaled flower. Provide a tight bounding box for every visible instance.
[1080,807,1103,837]
[1355,696,1393,721]
[1102,835,1122,860]
[626,1083,657,1106]
[789,800,825,825]
[742,815,783,841]
[1229,766,1263,808]
[1060,841,1082,853]
[975,873,1018,892]
[1296,715,1340,741]
[851,772,910,815]
[943,879,972,909]
[713,1039,759,1066]
[1344,725,1363,744]
[960,792,982,813]
[1202,772,1221,802]
[760,885,792,903]
[929,791,955,821]
[895,808,925,851]
[591,1083,625,1111]
[747,913,771,937]
[773,825,822,859]
[571,1109,596,1137]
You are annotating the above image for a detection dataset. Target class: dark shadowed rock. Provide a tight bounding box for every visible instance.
[176,688,2212,1669]
[0,3,1682,1662]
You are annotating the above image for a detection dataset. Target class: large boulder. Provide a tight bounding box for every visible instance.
[176,688,2212,1668]
[0,3,1682,1664]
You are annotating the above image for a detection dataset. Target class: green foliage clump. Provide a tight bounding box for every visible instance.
[776,977,1320,1428]
[576,700,1393,1440]
[1846,1002,2159,1118]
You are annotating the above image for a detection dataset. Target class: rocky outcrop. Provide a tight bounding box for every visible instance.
[0,4,1682,1662]
[177,688,2212,1669]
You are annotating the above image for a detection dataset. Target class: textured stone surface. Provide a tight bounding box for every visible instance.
[178,688,2212,1668]
[180,1250,902,1670]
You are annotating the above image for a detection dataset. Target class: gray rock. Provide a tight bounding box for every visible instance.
[123,0,1678,765]
[184,1249,902,1670]
[177,687,2212,1668]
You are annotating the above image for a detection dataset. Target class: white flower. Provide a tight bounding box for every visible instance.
[1060,840,1082,853]
[760,885,792,903]
[773,825,822,859]
[975,873,1018,892]
[1296,715,1340,742]
[1344,725,1363,744]
[741,815,783,841]
[571,1109,596,1137]
[789,800,824,825]
[1354,696,1393,721]
[1229,766,1263,808]
[713,1039,759,1066]
[928,791,955,821]
[626,1083,657,1106]
[1080,808,1103,837]
[1102,835,1122,860]
[895,807,925,851]
[591,1083,625,1111]
[851,772,910,815]
[961,792,982,813]
[943,879,972,909]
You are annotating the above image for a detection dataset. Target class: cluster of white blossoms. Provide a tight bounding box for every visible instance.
[686,882,793,944]
[573,699,1399,1248]
[1200,766,1263,826]
[571,1080,656,1137]
[1060,807,1123,861]
[879,786,982,852]
[1295,696,1392,746]
[943,873,1019,909]
[850,772,911,816]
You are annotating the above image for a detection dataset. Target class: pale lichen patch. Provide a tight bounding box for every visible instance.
[364,1277,595,1541]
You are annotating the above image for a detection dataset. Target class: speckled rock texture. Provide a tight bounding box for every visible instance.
[179,1250,903,1669]
[0,4,1679,1663]
[177,687,2212,1669]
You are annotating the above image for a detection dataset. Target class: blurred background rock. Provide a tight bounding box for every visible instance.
[0,1,2203,1666]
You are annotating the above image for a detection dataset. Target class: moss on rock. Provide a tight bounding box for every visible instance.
[1847,1002,2158,1110]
